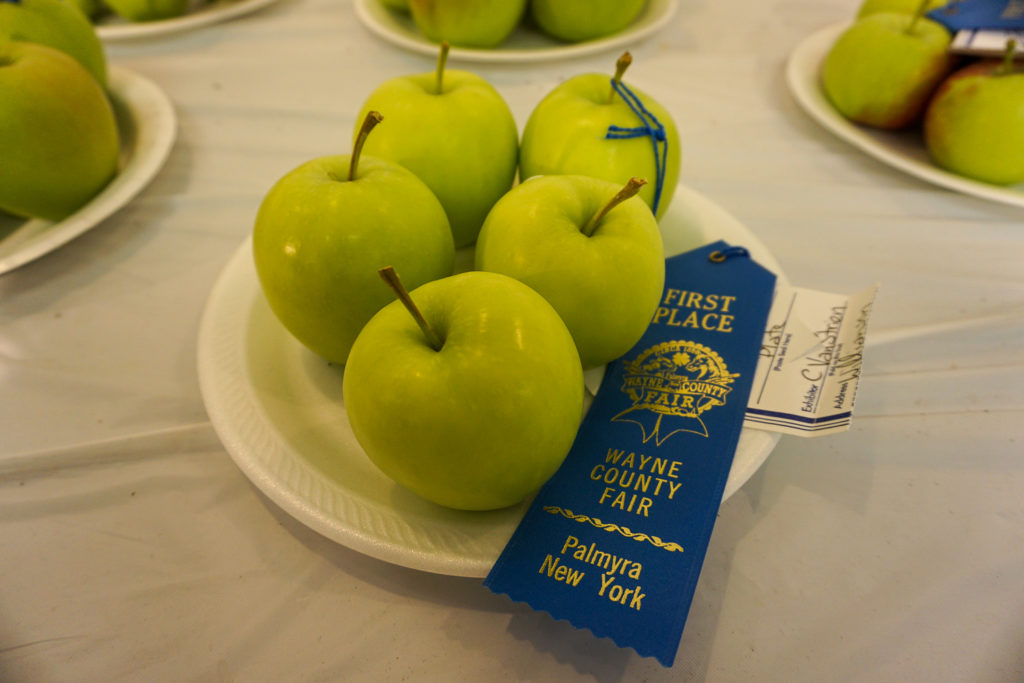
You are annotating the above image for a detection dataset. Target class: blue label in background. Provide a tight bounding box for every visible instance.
[484,241,777,667]
[929,0,1024,31]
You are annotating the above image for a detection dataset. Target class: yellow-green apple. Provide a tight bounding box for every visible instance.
[924,41,1024,185]
[0,40,119,220]
[253,112,455,365]
[475,175,664,369]
[343,267,584,511]
[519,52,681,220]
[820,10,956,129]
[530,0,646,43]
[408,0,526,49]
[378,0,407,11]
[856,0,948,18]
[355,43,518,247]
[102,0,186,22]
[0,0,106,85]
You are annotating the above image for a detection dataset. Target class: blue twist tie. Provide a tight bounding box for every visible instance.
[708,245,749,263]
[605,78,669,216]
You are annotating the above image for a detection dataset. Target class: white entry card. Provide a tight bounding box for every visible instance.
[744,283,880,437]
[950,29,1024,56]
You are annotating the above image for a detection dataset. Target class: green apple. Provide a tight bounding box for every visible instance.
[343,268,584,511]
[476,175,664,370]
[253,112,455,365]
[856,0,948,18]
[530,0,646,43]
[924,41,1024,185]
[379,0,407,12]
[519,52,681,220]
[355,43,518,248]
[0,40,119,220]
[102,0,186,22]
[0,0,106,86]
[820,10,956,129]
[408,0,526,49]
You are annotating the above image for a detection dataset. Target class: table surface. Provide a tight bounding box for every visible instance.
[3,1,1023,680]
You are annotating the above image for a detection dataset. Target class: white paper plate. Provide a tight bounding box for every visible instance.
[0,65,176,276]
[353,0,678,63]
[96,0,280,41]
[786,22,1024,209]
[197,185,785,578]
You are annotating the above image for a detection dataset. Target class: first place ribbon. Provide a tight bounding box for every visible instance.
[929,0,1024,31]
[485,241,776,667]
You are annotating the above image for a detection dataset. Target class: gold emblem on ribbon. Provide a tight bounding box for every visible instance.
[612,340,738,445]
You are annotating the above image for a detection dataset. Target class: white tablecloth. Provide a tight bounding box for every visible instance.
[2,0,1023,680]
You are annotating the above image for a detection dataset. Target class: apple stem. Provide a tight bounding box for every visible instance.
[378,266,444,351]
[582,177,647,237]
[348,111,383,182]
[609,52,632,104]
[998,38,1018,76]
[435,41,450,95]
[905,0,930,34]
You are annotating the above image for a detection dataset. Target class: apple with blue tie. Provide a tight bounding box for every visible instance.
[519,52,681,221]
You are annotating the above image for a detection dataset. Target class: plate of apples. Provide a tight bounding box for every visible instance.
[0,0,177,275]
[354,0,678,62]
[198,49,785,578]
[786,0,1024,208]
[81,0,281,41]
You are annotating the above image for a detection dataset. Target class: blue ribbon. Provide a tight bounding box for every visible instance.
[484,241,777,666]
[928,0,1024,32]
[605,79,669,216]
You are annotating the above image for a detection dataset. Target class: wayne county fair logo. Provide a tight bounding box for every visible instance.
[612,340,738,445]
